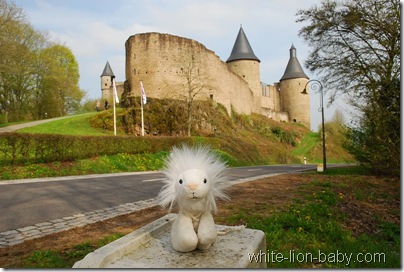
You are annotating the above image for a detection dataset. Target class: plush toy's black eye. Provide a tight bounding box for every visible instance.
[179,179,183,184]
[203,178,207,184]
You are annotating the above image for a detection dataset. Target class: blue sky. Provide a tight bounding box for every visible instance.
[13,0,354,131]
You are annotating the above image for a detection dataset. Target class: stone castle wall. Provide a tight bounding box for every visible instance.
[125,33,254,115]
[118,32,311,128]
[226,60,262,113]
[280,78,310,128]
[260,83,288,122]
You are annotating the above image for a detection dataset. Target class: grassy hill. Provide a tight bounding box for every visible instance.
[17,98,354,166]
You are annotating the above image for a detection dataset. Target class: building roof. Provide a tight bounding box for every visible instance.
[226,26,260,63]
[101,61,115,78]
[280,44,309,81]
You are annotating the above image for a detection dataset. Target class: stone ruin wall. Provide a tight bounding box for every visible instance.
[280,78,310,128]
[125,33,254,115]
[260,83,289,122]
[226,60,262,113]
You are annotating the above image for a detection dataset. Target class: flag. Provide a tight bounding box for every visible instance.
[140,81,147,105]
[112,79,119,103]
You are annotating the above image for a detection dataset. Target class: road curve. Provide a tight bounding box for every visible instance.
[0,164,322,232]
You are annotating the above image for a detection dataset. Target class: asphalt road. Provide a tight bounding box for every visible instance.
[0,164,320,232]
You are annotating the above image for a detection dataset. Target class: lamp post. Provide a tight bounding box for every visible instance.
[302,79,326,171]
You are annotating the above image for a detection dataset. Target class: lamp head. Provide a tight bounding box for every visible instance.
[301,88,308,95]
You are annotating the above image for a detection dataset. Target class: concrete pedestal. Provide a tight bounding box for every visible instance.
[73,213,266,268]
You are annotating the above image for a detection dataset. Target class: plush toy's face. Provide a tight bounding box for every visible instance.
[176,168,211,201]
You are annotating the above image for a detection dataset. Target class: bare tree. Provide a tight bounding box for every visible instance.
[162,55,212,137]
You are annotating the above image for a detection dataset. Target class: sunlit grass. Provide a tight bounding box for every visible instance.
[292,132,320,157]
[17,113,108,136]
[219,174,400,268]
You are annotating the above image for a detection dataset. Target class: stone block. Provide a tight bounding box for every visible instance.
[73,213,266,268]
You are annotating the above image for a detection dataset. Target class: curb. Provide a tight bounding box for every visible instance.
[0,171,306,248]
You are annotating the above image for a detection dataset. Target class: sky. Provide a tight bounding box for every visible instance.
[13,0,355,131]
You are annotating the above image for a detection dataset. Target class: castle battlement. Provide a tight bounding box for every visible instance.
[101,27,310,128]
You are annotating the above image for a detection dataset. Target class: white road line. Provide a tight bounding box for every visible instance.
[247,168,262,172]
[142,178,166,183]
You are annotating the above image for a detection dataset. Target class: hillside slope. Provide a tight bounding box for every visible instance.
[89,98,354,165]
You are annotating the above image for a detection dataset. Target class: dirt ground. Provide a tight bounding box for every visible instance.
[0,173,399,268]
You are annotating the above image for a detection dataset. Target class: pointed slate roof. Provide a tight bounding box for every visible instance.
[226,26,260,63]
[101,61,115,78]
[280,44,309,81]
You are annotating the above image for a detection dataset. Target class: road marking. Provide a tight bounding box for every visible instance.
[247,168,262,172]
[142,178,166,183]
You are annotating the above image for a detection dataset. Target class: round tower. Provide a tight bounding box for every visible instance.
[100,61,115,104]
[280,45,310,128]
[226,26,262,113]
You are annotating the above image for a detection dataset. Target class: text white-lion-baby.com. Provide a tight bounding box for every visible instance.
[248,250,386,266]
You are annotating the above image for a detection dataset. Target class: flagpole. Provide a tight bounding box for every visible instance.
[141,99,144,136]
[113,78,117,136]
[140,80,147,137]
[141,89,145,137]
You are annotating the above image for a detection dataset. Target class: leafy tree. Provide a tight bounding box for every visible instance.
[36,45,84,118]
[0,0,46,121]
[0,0,85,121]
[297,0,400,176]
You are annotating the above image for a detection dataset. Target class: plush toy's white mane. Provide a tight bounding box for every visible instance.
[158,145,229,213]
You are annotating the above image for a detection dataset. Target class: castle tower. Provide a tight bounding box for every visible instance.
[100,61,115,103]
[226,26,262,113]
[280,45,310,128]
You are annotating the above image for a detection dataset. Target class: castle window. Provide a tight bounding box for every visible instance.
[134,53,136,59]
[210,94,213,99]
[133,68,136,75]
[243,75,245,78]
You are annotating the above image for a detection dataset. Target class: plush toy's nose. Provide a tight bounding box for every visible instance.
[187,182,198,191]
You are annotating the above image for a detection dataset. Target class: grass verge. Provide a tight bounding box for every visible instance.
[215,166,399,268]
[17,113,107,136]
[24,233,124,268]
[0,149,243,180]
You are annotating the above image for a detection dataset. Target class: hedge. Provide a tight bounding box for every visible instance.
[0,133,220,166]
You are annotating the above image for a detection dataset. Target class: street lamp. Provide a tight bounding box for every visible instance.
[302,79,326,171]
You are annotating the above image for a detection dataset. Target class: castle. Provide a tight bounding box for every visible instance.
[101,26,311,128]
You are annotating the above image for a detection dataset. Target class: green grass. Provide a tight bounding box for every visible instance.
[316,165,368,176]
[0,152,169,180]
[17,113,109,136]
[292,132,320,157]
[223,173,400,268]
[0,149,239,180]
[24,233,124,268]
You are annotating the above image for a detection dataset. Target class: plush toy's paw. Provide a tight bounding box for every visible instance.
[197,241,213,250]
[172,233,198,252]
[196,228,217,250]
[196,212,217,251]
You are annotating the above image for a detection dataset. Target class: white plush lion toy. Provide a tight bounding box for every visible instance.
[158,145,229,252]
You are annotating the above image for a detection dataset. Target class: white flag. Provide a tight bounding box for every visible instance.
[112,79,119,103]
[140,81,147,105]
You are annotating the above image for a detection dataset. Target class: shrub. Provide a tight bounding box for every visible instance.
[0,133,203,166]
